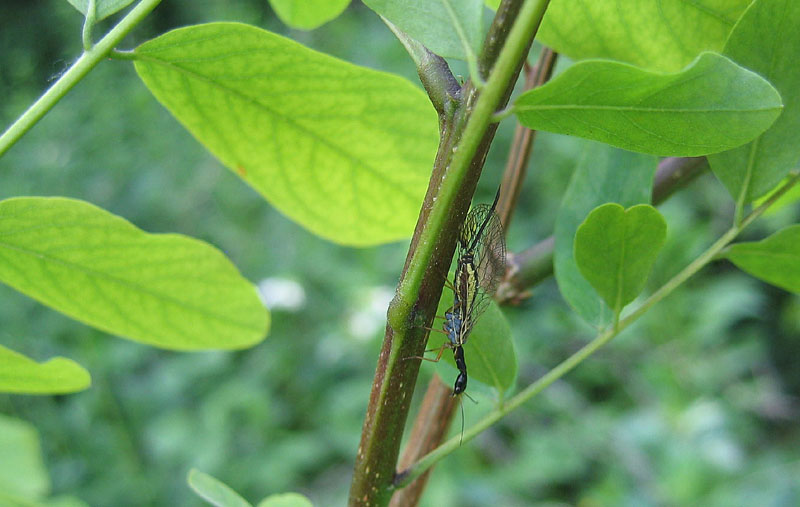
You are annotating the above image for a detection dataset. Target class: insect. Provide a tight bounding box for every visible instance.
[421,187,506,397]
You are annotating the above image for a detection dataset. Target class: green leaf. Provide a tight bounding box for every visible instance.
[554,142,658,327]
[0,345,90,394]
[513,52,782,157]
[0,197,269,351]
[574,204,667,315]
[257,493,313,507]
[708,0,800,203]
[268,0,351,30]
[426,286,516,394]
[724,225,800,293]
[363,0,484,60]
[753,176,800,217]
[188,469,252,507]
[134,23,437,246]
[0,414,49,502]
[535,0,751,72]
[65,0,135,21]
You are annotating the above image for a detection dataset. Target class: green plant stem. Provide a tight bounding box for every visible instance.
[82,0,97,50]
[396,172,800,488]
[0,0,162,158]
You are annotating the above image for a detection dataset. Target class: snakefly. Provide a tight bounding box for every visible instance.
[421,187,506,397]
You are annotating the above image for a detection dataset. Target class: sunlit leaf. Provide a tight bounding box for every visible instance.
[0,414,49,503]
[725,225,800,293]
[257,493,313,507]
[134,23,438,246]
[708,0,800,202]
[65,0,135,21]
[554,142,658,327]
[0,345,90,394]
[535,0,751,71]
[268,0,351,30]
[513,52,782,157]
[364,0,484,60]
[574,204,667,315]
[0,197,269,350]
[188,469,251,507]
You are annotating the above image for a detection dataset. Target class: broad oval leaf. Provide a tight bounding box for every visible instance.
[364,0,484,60]
[535,0,751,72]
[0,414,49,502]
[554,142,657,327]
[0,197,268,350]
[724,225,800,293]
[513,52,782,157]
[268,0,351,30]
[574,204,667,315]
[426,287,516,394]
[134,23,438,246]
[0,345,90,394]
[65,0,135,20]
[257,493,313,507]
[708,0,800,202]
[188,469,251,507]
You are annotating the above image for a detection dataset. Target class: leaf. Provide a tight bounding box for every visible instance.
[724,225,800,293]
[134,23,438,246]
[753,176,800,217]
[574,204,667,314]
[0,197,269,351]
[268,0,351,30]
[0,345,91,394]
[427,287,516,394]
[554,142,658,327]
[534,0,751,72]
[65,0,135,21]
[0,414,49,502]
[513,52,783,157]
[257,493,313,507]
[188,469,252,507]
[363,0,484,60]
[708,0,800,203]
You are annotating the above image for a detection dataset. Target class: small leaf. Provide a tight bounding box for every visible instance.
[574,204,667,314]
[0,197,269,350]
[0,414,49,502]
[65,0,135,21]
[268,0,351,30]
[134,23,437,246]
[554,142,658,327]
[724,225,800,293]
[364,0,484,60]
[188,469,252,507]
[513,52,782,157]
[534,0,751,71]
[0,345,90,394]
[708,0,800,202]
[753,176,800,217]
[257,493,313,507]
[427,287,516,394]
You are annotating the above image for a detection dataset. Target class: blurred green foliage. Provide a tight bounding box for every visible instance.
[1,1,799,506]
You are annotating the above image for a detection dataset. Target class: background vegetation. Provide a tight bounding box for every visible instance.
[1,1,799,505]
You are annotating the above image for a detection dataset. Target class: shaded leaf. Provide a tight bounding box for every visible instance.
[427,286,516,394]
[134,22,437,246]
[364,0,484,60]
[257,493,313,507]
[0,345,90,394]
[554,142,658,327]
[268,0,351,30]
[708,0,800,202]
[0,414,49,502]
[65,0,135,20]
[513,52,782,157]
[725,225,800,293]
[534,0,751,71]
[574,204,667,314]
[188,469,251,507]
[0,197,269,350]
